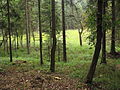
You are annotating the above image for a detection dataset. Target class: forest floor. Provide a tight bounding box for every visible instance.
[0,62,81,90]
[0,30,120,90]
[0,59,120,90]
[0,60,105,90]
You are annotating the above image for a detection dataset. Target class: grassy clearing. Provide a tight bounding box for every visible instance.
[0,30,120,89]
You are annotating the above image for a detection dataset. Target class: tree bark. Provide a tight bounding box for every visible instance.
[25,0,30,54]
[101,0,107,64]
[110,0,116,54]
[32,29,35,47]
[86,0,103,84]
[78,29,82,46]
[62,0,67,62]
[16,30,19,49]
[38,0,43,65]
[7,0,13,62]
[50,0,56,72]
[28,5,31,49]
[20,35,23,47]
[57,41,60,62]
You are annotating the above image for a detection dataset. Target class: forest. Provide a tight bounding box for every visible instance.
[0,0,120,89]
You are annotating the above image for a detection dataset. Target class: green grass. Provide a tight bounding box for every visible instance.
[0,30,120,90]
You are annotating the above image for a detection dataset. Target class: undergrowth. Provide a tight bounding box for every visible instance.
[0,30,120,90]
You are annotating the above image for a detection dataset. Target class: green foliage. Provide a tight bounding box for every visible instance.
[41,0,61,34]
[86,1,112,46]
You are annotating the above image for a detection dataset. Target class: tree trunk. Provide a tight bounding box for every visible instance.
[78,29,82,46]
[25,0,30,54]
[20,35,23,47]
[7,0,13,62]
[62,0,67,62]
[58,42,60,62]
[6,38,9,54]
[101,0,107,64]
[2,30,5,55]
[14,37,17,51]
[28,5,31,49]
[86,0,103,84]
[38,0,43,65]
[16,30,19,49]
[50,0,56,72]
[32,29,35,47]
[110,0,116,54]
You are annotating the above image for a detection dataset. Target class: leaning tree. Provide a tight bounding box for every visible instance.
[86,0,103,84]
